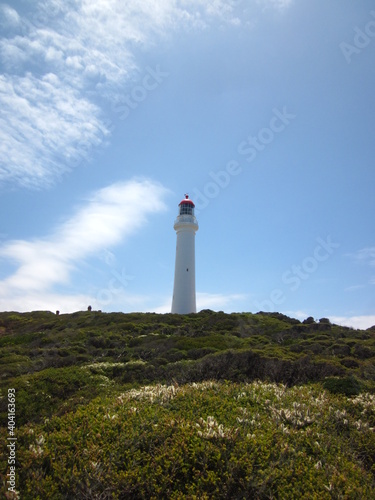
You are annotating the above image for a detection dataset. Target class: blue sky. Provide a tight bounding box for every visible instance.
[0,0,374,329]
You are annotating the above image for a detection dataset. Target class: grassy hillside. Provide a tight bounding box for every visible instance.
[1,310,375,498]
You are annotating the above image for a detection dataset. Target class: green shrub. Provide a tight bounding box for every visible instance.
[340,357,360,369]
[187,347,218,359]
[2,381,375,499]
[323,376,363,396]
[353,344,374,360]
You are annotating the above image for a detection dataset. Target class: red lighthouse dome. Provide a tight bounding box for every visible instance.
[178,194,195,215]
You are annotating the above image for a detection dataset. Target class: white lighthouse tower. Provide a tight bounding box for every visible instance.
[171,195,199,314]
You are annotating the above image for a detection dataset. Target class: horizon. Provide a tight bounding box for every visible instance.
[0,308,373,332]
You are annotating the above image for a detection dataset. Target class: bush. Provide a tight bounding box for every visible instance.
[3,381,375,499]
[323,376,363,396]
[353,344,374,360]
[187,347,218,360]
[319,317,331,324]
[340,358,359,369]
[303,316,315,324]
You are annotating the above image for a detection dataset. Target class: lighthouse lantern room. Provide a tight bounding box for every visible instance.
[171,195,199,314]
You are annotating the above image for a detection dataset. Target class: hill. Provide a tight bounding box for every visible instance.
[1,310,375,498]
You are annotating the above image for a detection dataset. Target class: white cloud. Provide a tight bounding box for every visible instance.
[94,289,155,314]
[285,310,375,330]
[0,0,238,188]
[153,298,174,314]
[258,0,293,11]
[197,292,247,311]
[346,246,375,286]
[329,315,375,331]
[1,292,93,315]
[0,4,21,29]
[0,178,169,311]
[0,0,289,189]
[148,292,248,314]
[349,247,375,267]
[344,284,366,292]
[0,73,108,188]
[284,310,310,321]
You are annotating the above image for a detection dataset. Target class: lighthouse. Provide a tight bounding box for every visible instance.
[171,195,199,314]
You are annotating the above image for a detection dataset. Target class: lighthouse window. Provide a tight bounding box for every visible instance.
[180,204,193,215]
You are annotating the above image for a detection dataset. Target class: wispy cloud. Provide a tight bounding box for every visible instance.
[0,4,21,29]
[258,0,294,10]
[346,246,375,285]
[0,178,169,311]
[0,72,108,188]
[344,284,366,292]
[349,247,375,267]
[0,0,290,189]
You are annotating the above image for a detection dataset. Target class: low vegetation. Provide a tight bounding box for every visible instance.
[0,310,374,497]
